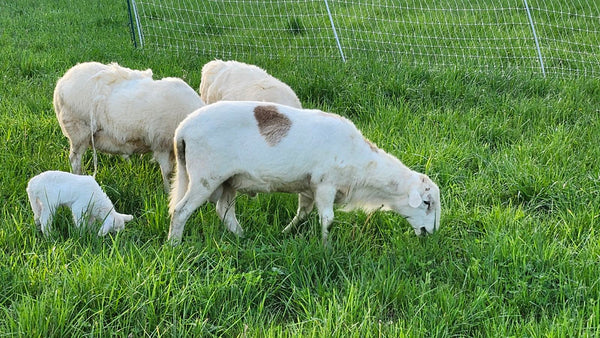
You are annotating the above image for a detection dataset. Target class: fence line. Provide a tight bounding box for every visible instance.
[128,0,600,77]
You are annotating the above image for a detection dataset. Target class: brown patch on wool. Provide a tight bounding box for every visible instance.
[254,105,292,146]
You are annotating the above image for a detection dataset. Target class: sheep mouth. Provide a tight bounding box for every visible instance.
[415,226,435,237]
[414,227,428,236]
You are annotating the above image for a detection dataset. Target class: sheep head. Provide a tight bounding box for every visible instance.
[98,212,134,236]
[394,174,441,236]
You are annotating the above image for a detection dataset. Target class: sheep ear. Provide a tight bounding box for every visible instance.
[408,189,422,208]
[120,214,134,222]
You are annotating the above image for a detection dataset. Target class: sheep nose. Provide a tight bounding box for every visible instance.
[420,227,429,236]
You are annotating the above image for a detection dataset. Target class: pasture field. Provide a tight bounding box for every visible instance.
[1,0,600,336]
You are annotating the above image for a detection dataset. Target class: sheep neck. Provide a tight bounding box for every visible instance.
[338,150,416,212]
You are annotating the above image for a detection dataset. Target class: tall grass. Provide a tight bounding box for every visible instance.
[1,0,600,336]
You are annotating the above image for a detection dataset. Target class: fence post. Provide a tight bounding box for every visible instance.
[126,0,144,48]
[523,0,546,77]
[324,0,346,62]
[126,0,137,47]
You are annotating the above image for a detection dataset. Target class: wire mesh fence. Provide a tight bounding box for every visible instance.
[129,0,600,77]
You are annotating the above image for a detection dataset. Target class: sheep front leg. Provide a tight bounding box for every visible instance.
[98,215,115,236]
[314,185,337,247]
[282,192,314,234]
[154,151,172,192]
[71,205,85,229]
[216,183,244,237]
[69,142,88,175]
[71,201,94,230]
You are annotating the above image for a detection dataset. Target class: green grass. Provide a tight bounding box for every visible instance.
[1,0,600,336]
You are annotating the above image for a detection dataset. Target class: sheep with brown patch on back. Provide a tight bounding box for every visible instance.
[168,101,441,246]
[199,60,302,108]
[53,61,205,190]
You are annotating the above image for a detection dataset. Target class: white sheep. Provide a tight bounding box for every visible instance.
[53,61,205,190]
[26,171,133,236]
[168,101,441,246]
[199,59,302,108]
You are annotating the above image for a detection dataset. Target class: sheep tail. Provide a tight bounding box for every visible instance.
[169,137,188,215]
[88,70,117,178]
[88,75,111,179]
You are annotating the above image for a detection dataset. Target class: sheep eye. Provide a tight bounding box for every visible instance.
[423,201,431,208]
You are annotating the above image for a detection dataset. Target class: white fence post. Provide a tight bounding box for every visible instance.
[523,0,546,77]
[131,0,144,48]
[324,0,346,62]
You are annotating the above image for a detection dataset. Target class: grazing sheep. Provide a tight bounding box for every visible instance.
[168,101,441,246]
[26,171,133,236]
[53,61,205,190]
[199,59,302,108]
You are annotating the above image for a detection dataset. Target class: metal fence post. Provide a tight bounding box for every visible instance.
[524,0,546,77]
[324,0,346,62]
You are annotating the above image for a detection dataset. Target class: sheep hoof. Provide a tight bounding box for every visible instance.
[167,237,182,246]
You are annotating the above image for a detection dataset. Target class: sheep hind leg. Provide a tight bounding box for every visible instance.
[216,183,244,237]
[27,195,42,227]
[63,121,91,175]
[38,206,54,236]
[282,192,314,234]
[168,182,216,245]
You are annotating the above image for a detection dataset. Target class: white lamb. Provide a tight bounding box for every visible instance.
[199,59,302,108]
[53,61,205,190]
[26,171,133,236]
[168,101,441,246]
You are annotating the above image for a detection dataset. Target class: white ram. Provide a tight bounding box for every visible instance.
[53,61,204,190]
[168,101,441,245]
[26,171,133,236]
[199,59,302,108]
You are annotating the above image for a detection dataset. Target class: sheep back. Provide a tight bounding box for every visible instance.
[54,62,204,155]
[199,60,302,108]
[175,101,385,193]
